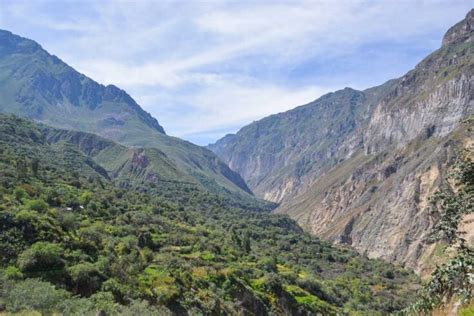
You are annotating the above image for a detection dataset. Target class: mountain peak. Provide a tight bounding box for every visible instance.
[0,29,166,135]
[442,8,474,47]
[0,29,41,55]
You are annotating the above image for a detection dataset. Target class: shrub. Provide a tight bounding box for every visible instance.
[14,188,27,201]
[5,279,69,313]
[17,242,64,273]
[26,199,49,212]
[68,262,104,296]
[4,266,23,280]
[121,299,172,316]
[284,285,337,314]
[138,265,179,304]
[89,291,121,315]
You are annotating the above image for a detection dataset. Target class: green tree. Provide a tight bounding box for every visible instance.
[5,279,69,314]
[27,199,49,212]
[14,187,27,201]
[18,242,64,274]
[15,159,28,179]
[31,159,39,177]
[241,231,251,254]
[68,262,104,296]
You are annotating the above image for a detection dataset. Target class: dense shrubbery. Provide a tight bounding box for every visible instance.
[0,116,419,315]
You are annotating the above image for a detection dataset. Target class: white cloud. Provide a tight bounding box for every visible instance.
[132,76,332,141]
[60,1,472,90]
[0,0,472,144]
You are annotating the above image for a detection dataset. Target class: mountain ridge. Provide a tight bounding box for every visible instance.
[0,29,165,135]
[210,9,474,270]
[0,28,260,205]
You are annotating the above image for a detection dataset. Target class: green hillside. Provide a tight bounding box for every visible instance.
[0,115,419,315]
[0,29,255,204]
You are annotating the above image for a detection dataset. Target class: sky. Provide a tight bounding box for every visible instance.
[0,1,472,145]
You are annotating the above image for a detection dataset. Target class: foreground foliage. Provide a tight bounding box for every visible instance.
[0,116,418,315]
[405,147,474,314]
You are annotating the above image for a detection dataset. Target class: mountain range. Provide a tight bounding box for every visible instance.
[0,28,270,210]
[210,9,474,272]
[0,8,472,315]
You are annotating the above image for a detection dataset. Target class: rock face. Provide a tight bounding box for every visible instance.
[210,85,392,203]
[442,8,474,46]
[210,10,474,270]
[0,29,258,203]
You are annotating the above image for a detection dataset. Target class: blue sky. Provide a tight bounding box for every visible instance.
[0,0,472,145]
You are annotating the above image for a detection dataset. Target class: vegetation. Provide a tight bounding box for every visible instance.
[0,115,419,314]
[1,11,473,315]
[0,28,261,208]
[405,148,473,314]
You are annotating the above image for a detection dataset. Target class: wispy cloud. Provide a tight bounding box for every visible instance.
[0,0,472,144]
[131,75,333,142]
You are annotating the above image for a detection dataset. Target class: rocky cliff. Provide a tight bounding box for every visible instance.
[210,9,474,270]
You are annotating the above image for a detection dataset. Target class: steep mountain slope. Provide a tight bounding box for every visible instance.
[210,9,474,269]
[0,114,419,315]
[42,125,189,184]
[279,122,472,272]
[38,121,268,210]
[0,30,164,137]
[0,29,255,203]
[210,83,395,203]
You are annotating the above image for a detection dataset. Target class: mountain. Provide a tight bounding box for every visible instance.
[210,85,393,202]
[210,9,474,271]
[0,30,165,137]
[0,29,259,206]
[0,114,419,315]
[38,121,269,210]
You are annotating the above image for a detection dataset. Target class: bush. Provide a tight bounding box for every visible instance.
[57,297,95,315]
[80,191,93,206]
[89,291,121,315]
[68,262,104,296]
[17,242,64,274]
[138,265,179,304]
[14,188,27,201]
[26,199,49,212]
[4,266,23,280]
[5,279,69,313]
[121,299,172,316]
[257,256,277,272]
